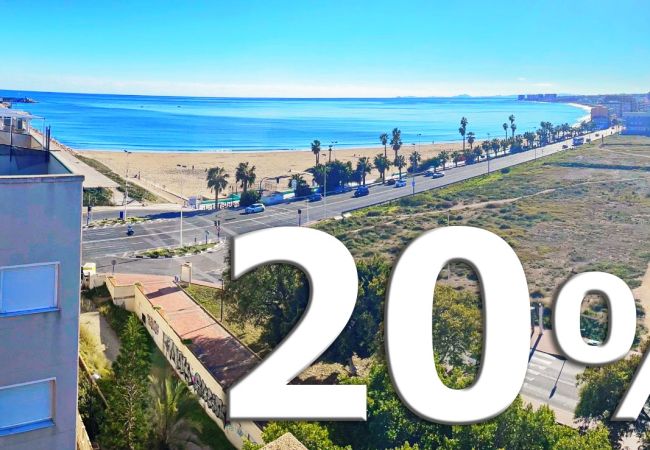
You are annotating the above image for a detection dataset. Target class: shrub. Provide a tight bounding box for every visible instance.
[240,190,261,207]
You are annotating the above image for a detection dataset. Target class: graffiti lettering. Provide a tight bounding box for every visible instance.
[162,333,226,423]
[146,314,159,335]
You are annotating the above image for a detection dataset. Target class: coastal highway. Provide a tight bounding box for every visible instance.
[82,129,612,281]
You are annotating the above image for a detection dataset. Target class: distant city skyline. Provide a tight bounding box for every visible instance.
[2,0,649,97]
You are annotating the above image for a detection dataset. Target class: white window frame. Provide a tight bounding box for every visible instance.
[0,377,56,436]
[0,262,60,317]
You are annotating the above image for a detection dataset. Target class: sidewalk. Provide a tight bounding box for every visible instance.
[110,273,258,388]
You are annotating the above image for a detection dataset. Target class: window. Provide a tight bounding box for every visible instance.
[0,263,58,315]
[0,379,55,435]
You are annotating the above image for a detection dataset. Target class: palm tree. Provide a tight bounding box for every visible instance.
[508,114,516,138]
[459,117,468,151]
[390,128,402,162]
[356,157,373,186]
[379,133,389,158]
[409,150,421,172]
[523,131,536,149]
[394,154,406,179]
[491,138,500,157]
[481,140,491,159]
[502,122,509,140]
[373,153,391,183]
[206,166,229,209]
[467,132,476,150]
[510,123,517,139]
[235,162,256,193]
[149,369,202,450]
[288,173,305,188]
[451,150,461,167]
[438,150,450,169]
[500,139,509,155]
[311,140,321,165]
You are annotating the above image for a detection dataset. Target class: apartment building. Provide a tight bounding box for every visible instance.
[0,145,83,449]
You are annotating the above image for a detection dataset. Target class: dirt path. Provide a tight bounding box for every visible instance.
[80,308,121,363]
[634,263,650,332]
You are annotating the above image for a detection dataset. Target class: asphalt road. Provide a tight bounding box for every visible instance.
[82,129,612,282]
[521,350,584,423]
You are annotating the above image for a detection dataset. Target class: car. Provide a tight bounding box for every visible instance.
[332,185,352,194]
[386,178,396,185]
[562,144,569,149]
[394,179,406,188]
[353,186,369,197]
[244,203,265,214]
[431,171,445,179]
[595,133,600,137]
[308,193,323,202]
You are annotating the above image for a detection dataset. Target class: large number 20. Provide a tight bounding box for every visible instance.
[228,226,530,423]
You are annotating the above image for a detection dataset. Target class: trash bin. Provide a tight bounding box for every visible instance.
[119,210,125,220]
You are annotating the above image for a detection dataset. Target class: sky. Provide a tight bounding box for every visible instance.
[2,0,649,98]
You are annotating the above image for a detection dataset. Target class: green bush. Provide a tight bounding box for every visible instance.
[240,190,261,207]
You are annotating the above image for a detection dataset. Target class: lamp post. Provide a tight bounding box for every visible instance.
[123,150,131,220]
[177,164,187,248]
[329,141,337,163]
[487,133,491,174]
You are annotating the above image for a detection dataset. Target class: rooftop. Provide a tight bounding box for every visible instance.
[0,145,70,177]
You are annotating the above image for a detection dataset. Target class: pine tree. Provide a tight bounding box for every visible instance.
[101,315,152,450]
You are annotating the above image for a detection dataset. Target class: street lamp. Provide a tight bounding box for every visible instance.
[177,164,187,248]
[486,133,491,174]
[123,150,132,220]
[329,141,337,163]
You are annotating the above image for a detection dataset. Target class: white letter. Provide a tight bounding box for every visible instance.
[385,226,530,424]
[228,227,366,420]
[554,272,635,365]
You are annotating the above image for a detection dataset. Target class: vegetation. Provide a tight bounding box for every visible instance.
[84,187,114,206]
[206,166,229,207]
[239,189,261,206]
[140,242,217,258]
[575,350,649,446]
[100,316,153,450]
[235,161,257,193]
[148,367,202,450]
[76,154,160,203]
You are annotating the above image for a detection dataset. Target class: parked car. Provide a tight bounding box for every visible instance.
[308,193,323,202]
[244,203,265,214]
[353,186,369,197]
[562,144,569,149]
[386,178,397,185]
[431,171,445,179]
[395,179,406,188]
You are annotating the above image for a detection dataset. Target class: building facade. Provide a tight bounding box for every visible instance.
[623,112,650,136]
[0,145,83,449]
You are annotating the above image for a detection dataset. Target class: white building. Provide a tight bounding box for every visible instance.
[0,144,83,449]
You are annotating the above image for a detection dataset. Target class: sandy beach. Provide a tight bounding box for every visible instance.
[79,142,463,200]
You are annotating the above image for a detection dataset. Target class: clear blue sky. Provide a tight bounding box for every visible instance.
[2,0,649,97]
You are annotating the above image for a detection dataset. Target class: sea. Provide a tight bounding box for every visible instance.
[1,90,589,152]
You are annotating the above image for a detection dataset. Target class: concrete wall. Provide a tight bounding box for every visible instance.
[0,173,83,450]
[105,277,263,449]
[0,131,41,150]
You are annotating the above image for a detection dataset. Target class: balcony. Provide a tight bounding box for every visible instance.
[0,145,70,177]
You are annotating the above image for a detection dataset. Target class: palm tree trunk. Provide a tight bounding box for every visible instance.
[384,145,387,158]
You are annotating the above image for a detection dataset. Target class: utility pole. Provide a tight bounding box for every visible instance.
[123,150,131,220]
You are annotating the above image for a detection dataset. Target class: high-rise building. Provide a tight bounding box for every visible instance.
[0,145,83,449]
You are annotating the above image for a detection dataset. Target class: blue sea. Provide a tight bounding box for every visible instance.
[1,90,588,152]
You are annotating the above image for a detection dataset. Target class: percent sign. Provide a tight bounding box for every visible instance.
[229,226,648,423]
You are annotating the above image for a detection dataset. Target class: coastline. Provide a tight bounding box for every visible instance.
[78,141,461,200]
[75,100,592,200]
